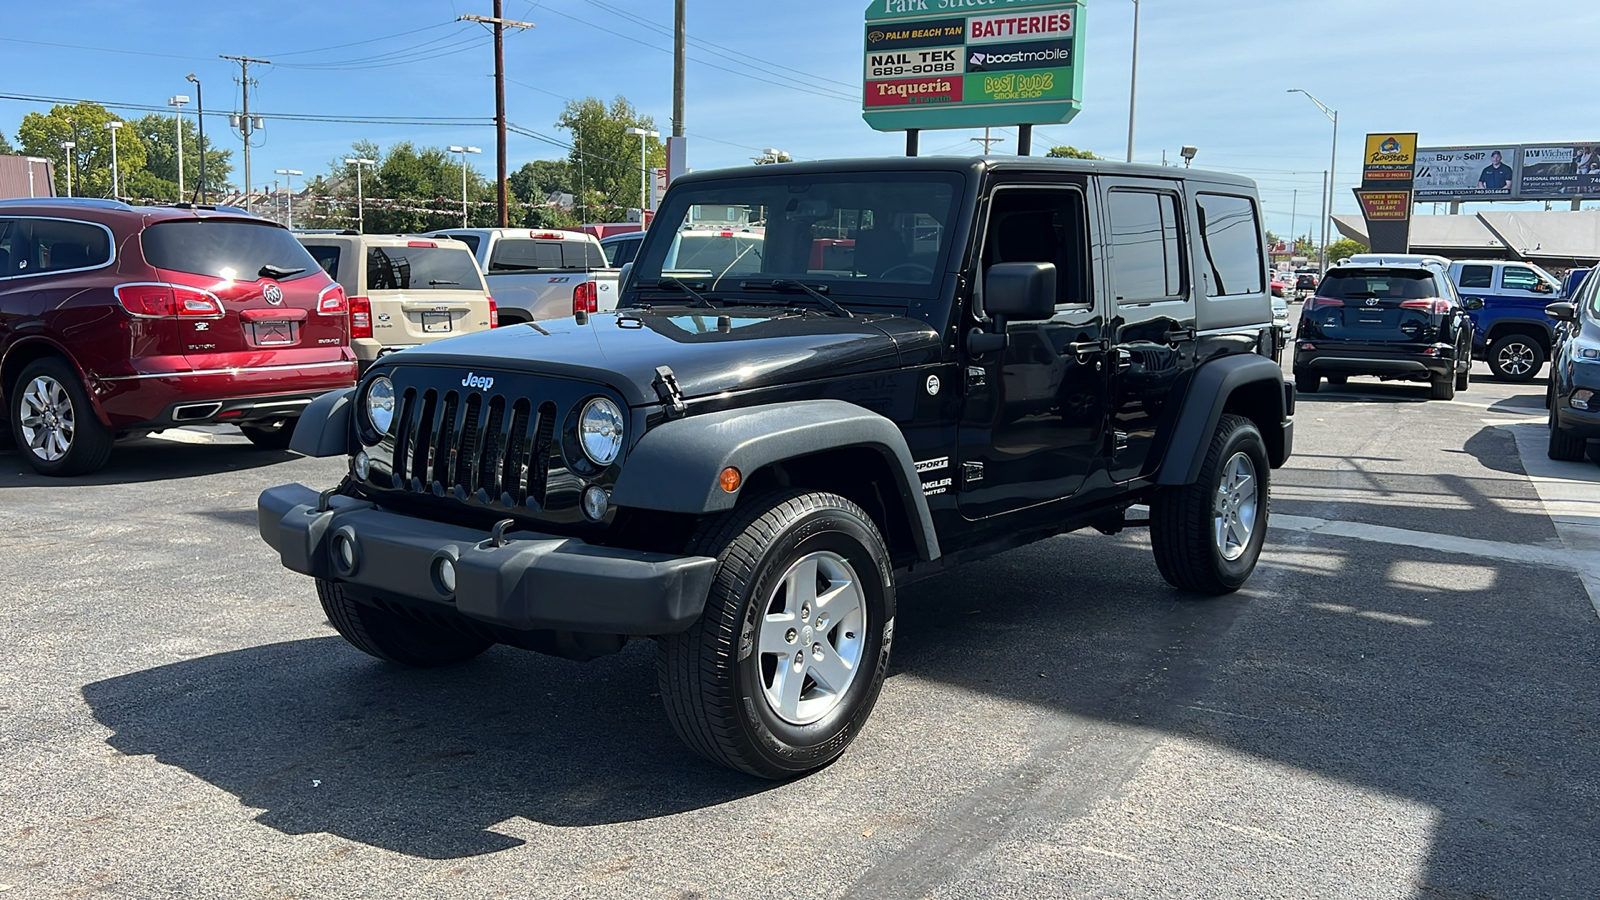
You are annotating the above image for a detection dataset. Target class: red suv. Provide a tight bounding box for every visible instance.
[0,198,357,475]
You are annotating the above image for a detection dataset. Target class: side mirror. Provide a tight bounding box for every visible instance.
[1462,296,1485,311]
[1535,281,1554,294]
[618,261,634,291]
[968,262,1056,355]
[1546,301,1577,322]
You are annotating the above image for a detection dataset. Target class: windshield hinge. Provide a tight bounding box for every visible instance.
[653,365,687,418]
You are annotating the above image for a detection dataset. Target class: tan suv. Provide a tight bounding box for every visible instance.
[296,233,495,373]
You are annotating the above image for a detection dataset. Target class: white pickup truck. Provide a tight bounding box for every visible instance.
[428,228,619,324]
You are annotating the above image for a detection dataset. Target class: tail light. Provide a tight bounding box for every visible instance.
[574,282,597,315]
[115,283,223,318]
[1304,295,1345,312]
[317,283,348,315]
[487,296,499,328]
[1400,298,1452,315]
[349,295,373,339]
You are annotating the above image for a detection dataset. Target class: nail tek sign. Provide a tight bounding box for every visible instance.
[863,0,1085,131]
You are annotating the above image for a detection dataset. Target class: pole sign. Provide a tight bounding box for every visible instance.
[862,0,1086,132]
[1355,133,1417,253]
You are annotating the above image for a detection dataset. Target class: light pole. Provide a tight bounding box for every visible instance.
[1126,0,1140,163]
[447,146,481,227]
[1288,89,1339,273]
[343,157,376,232]
[106,121,123,199]
[60,141,76,198]
[625,127,659,213]
[274,168,302,228]
[185,74,205,203]
[168,94,190,199]
[26,157,48,197]
[1180,145,1197,168]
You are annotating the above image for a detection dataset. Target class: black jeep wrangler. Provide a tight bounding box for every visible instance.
[259,157,1294,778]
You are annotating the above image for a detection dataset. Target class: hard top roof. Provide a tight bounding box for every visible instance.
[670,155,1257,190]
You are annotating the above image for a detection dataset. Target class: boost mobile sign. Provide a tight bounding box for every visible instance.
[862,0,1086,132]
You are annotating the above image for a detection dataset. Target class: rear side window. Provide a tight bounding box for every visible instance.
[143,219,318,281]
[1194,193,1264,296]
[305,245,341,279]
[1457,265,1493,289]
[1318,268,1439,300]
[367,245,485,291]
[1107,189,1184,302]
[2,218,112,275]
[604,237,641,267]
[489,238,604,272]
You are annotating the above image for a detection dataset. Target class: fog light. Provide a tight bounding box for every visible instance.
[1574,390,1594,411]
[331,533,357,574]
[435,557,457,594]
[353,450,371,480]
[582,485,609,521]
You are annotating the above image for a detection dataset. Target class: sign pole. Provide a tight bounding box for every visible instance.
[1018,124,1032,156]
[906,129,919,158]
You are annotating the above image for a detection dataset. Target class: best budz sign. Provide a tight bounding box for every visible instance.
[863,0,1085,132]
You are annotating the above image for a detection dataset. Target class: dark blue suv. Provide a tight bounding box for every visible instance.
[1447,260,1565,381]
[1547,269,1600,460]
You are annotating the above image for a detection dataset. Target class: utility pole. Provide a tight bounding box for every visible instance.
[1126,0,1140,163]
[970,127,1004,154]
[459,9,534,227]
[1291,189,1298,251]
[186,74,205,204]
[169,94,190,198]
[673,0,686,138]
[106,121,123,199]
[221,55,270,214]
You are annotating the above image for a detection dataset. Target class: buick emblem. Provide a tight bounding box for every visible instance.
[1365,297,1379,307]
[263,283,284,305]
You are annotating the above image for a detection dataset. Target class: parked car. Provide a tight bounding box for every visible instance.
[1561,267,1592,299]
[599,231,643,268]
[1446,259,1564,381]
[1293,260,1473,399]
[1270,272,1289,298]
[1293,273,1318,300]
[429,228,618,324]
[258,156,1294,778]
[296,233,495,375]
[0,198,355,475]
[1546,269,1600,460]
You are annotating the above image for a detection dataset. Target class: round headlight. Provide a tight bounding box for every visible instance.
[579,397,625,466]
[365,376,396,435]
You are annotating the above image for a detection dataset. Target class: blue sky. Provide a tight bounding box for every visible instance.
[2,0,1591,238]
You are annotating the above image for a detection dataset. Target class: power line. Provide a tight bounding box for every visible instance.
[0,36,209,62]
[261,21,460,58]
[274,32,488,70]
[0,91,491,126]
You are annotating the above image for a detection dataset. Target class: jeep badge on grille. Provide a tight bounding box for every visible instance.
[462,372,494,391]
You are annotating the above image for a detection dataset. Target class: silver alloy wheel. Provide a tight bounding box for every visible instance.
[17,375,75,463]
[1496,340,1536,376]
[756,550,868,726]
[1213,451,1259,562]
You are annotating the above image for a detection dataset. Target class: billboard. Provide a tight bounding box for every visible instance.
[1519,145,1600,199]
[1362,133,1417,182]
[1413,146,1517,200]
[862,0,1086,132]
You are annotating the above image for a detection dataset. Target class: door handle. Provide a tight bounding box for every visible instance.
[1165,327,1194,344]
[1067,338,1108,363]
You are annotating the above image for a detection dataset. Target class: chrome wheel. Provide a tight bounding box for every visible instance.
[17,375,75,462]
[756,550,868,725]
[1213,451,1259,562]
[1496,341,1536,377]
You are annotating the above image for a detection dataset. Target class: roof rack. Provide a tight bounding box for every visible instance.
[0,196,134,211]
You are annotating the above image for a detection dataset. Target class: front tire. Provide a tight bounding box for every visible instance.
[1430,373,1456,401]
[1489,334,1545,382]
[1456,368,1470,392]
[316,578,492,667]
[8,358,113,476]
[1151,414,1270,595]
[657,490,894,779]
[1549,405,1588,462]
[240,419,296,450]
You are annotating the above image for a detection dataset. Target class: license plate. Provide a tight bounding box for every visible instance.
[247,321,298,346]
[422,312,453,334]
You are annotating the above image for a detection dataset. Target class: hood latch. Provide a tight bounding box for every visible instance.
[653,365,687,418]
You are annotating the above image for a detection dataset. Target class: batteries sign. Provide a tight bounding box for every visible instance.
[862,0,1085,132]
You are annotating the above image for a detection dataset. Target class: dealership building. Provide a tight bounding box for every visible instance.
[1334,209,1600,268]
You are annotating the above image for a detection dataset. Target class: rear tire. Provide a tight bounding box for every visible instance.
[1455,368,1470,392]
[1151,414,1270,595]
[241,419,296,450]
[1488,334,1545,382]
[1430,373,1456,401]
[1326,375,1348,386]
[1294,372,1320,394]
[1548,405,1588,462]
[657,490,894,779]
[316,578,492,667]
[8,357,114,476]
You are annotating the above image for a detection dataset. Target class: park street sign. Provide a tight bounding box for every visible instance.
[862,0,1085,132]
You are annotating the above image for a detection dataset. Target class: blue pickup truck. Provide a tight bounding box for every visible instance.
[1446,260,1569,381]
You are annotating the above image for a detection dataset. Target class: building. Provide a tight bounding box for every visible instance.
[0,155,56,199]
[1333,210,1600,268]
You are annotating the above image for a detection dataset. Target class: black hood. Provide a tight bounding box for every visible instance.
[379,306,942,406]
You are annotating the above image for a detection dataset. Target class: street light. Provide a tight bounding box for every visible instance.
[1180,145,1197,168]
[185,74,205,204]
[343,157,376,233]
[169,95,190,199]
[1288,88,1339,273]
[274,168,302,228]
[106,121,123,199]
[1126,0,1140,163]
[447,145,481,227]
[60,141,76,198]
[626,127,658,212]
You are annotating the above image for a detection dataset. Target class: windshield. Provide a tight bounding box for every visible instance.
[630,171,965,304]
[143,219,319,281]
[1318,268,1440,300]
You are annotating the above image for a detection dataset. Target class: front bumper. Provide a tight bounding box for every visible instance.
[1555,399,1600,439]
[1294,343,1458,380]
[258,482,718,634]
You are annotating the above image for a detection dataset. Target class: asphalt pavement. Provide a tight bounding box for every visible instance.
[2,339,1598,899]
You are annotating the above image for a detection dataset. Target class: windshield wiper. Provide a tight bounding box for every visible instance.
[650,277,716,309]
[259,264,306,278]
[741,279,853,318]
[427,279,461,286]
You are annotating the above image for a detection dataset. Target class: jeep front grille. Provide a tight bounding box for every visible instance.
[389,386,557,509]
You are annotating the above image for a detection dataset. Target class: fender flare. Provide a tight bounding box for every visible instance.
[1157,354,1290,486]
[288,388,356,458]
[1482,316,1555,345]
[609,399,940,561]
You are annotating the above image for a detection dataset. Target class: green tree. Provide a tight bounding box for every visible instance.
[17,102,147,199]
[309,140,497,233]
[1326,237,1367,261]
[126,113,233,200]
[1293,236,1316,257]
[1045,145,1098,159]
[557,96,665,222]
[0,129,14,155]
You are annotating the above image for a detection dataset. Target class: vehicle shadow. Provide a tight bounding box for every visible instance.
[0,433,295,487]
[81,635,768,859]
